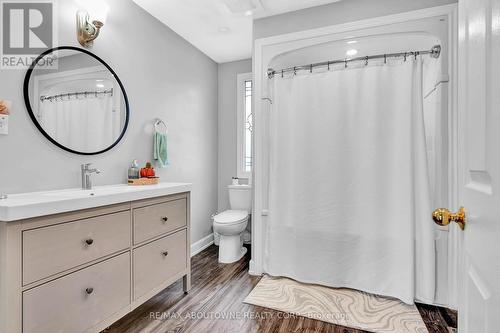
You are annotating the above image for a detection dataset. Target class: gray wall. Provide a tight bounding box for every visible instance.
[0,0,218,245]
[254,0,457,39]
[217,59,252,211]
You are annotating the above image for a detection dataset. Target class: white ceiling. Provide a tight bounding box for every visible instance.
[132,0,343,63]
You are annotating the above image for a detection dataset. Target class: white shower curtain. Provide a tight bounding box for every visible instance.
[40,96,116,152]
[264,59,435,304]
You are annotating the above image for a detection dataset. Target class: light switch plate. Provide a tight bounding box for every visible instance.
[0,114,8,135]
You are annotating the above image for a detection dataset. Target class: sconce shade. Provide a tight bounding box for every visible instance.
[76,0,109,23]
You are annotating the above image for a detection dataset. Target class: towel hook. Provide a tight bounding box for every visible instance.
[261,97,273,105]
[154,119,168,135]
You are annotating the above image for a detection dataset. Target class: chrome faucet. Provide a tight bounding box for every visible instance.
[81,163,101,190]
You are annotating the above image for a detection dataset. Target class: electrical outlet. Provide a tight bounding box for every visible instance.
[0,114,9,135]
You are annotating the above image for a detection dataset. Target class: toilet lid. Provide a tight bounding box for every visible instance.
[213,210,248,225]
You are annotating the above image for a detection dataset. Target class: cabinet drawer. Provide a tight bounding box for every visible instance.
[23,210,131,285]
[133,229,187,299]
[23,253,130,333]
[133,198,187,244]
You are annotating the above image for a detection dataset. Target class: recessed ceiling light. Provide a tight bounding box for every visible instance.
[96,83,105,88]
[244,10,253,16]
[218,26,231,33]
[346,40,357,44]
[346,49,358,57]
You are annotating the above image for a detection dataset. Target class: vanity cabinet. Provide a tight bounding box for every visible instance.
[0,191,191,333]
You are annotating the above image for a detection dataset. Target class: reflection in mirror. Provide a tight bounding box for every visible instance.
[25,48,129,155]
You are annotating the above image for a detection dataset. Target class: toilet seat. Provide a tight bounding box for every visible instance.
[213,210,248,225]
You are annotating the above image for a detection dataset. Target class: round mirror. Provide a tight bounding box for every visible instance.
[24,46,130,155]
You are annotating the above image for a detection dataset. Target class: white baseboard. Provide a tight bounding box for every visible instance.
[191,233,214,257]
[248,260,262,276]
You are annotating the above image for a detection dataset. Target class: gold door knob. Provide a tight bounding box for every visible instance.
[432,207,466,230]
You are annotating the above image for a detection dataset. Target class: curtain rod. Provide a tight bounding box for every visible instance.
[267,45,441,79]
[40,88,114,102]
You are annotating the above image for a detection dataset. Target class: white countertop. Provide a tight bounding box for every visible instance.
[0,183,192,222]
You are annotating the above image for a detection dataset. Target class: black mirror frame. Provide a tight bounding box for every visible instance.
[23,46,130,156]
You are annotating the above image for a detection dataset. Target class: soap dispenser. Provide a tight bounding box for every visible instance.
[128,160,140,179]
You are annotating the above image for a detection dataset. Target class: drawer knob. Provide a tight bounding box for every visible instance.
[85,239,94,246]
[161,216,169,222]
[162,251,169,257]
[85,287,94,295]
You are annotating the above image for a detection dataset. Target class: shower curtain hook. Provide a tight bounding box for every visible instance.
[281,70,284,78]
[327,61,330,71]
[384,54,387,64]
[310,64,313,73]
[293,66,297,75]
[365,56,369,66]
[404,52,407,62]
[344,59,348,68]
[414,52,418,60]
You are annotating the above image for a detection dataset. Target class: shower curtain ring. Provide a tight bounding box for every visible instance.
[365,56,369,66]
[310,64,313,73]
[384,54,387,64]
[327,61,330,71]
[344,59,348,68]
[293,67,297,75]
[281,70,284,78]
[404,53,407,62]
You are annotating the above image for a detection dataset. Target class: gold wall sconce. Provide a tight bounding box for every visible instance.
[76,2,109,47]
[76,10,103,47]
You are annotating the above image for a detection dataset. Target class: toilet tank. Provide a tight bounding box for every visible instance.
[228,184,252,211]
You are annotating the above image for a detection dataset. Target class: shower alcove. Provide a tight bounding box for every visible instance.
[251,4,458,308]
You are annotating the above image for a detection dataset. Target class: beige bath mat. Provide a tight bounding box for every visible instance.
[244,275,428,333]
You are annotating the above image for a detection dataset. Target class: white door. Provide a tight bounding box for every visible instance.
[455,0,500,331]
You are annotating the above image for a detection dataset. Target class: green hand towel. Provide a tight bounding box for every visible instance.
[154,132,169,168]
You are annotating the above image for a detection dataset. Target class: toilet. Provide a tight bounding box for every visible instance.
[213,184,251,263]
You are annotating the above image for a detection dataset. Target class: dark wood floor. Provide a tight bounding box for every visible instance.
[105,245,457,333]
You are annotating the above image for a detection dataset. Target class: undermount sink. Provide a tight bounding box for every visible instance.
[0,183,192,222]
